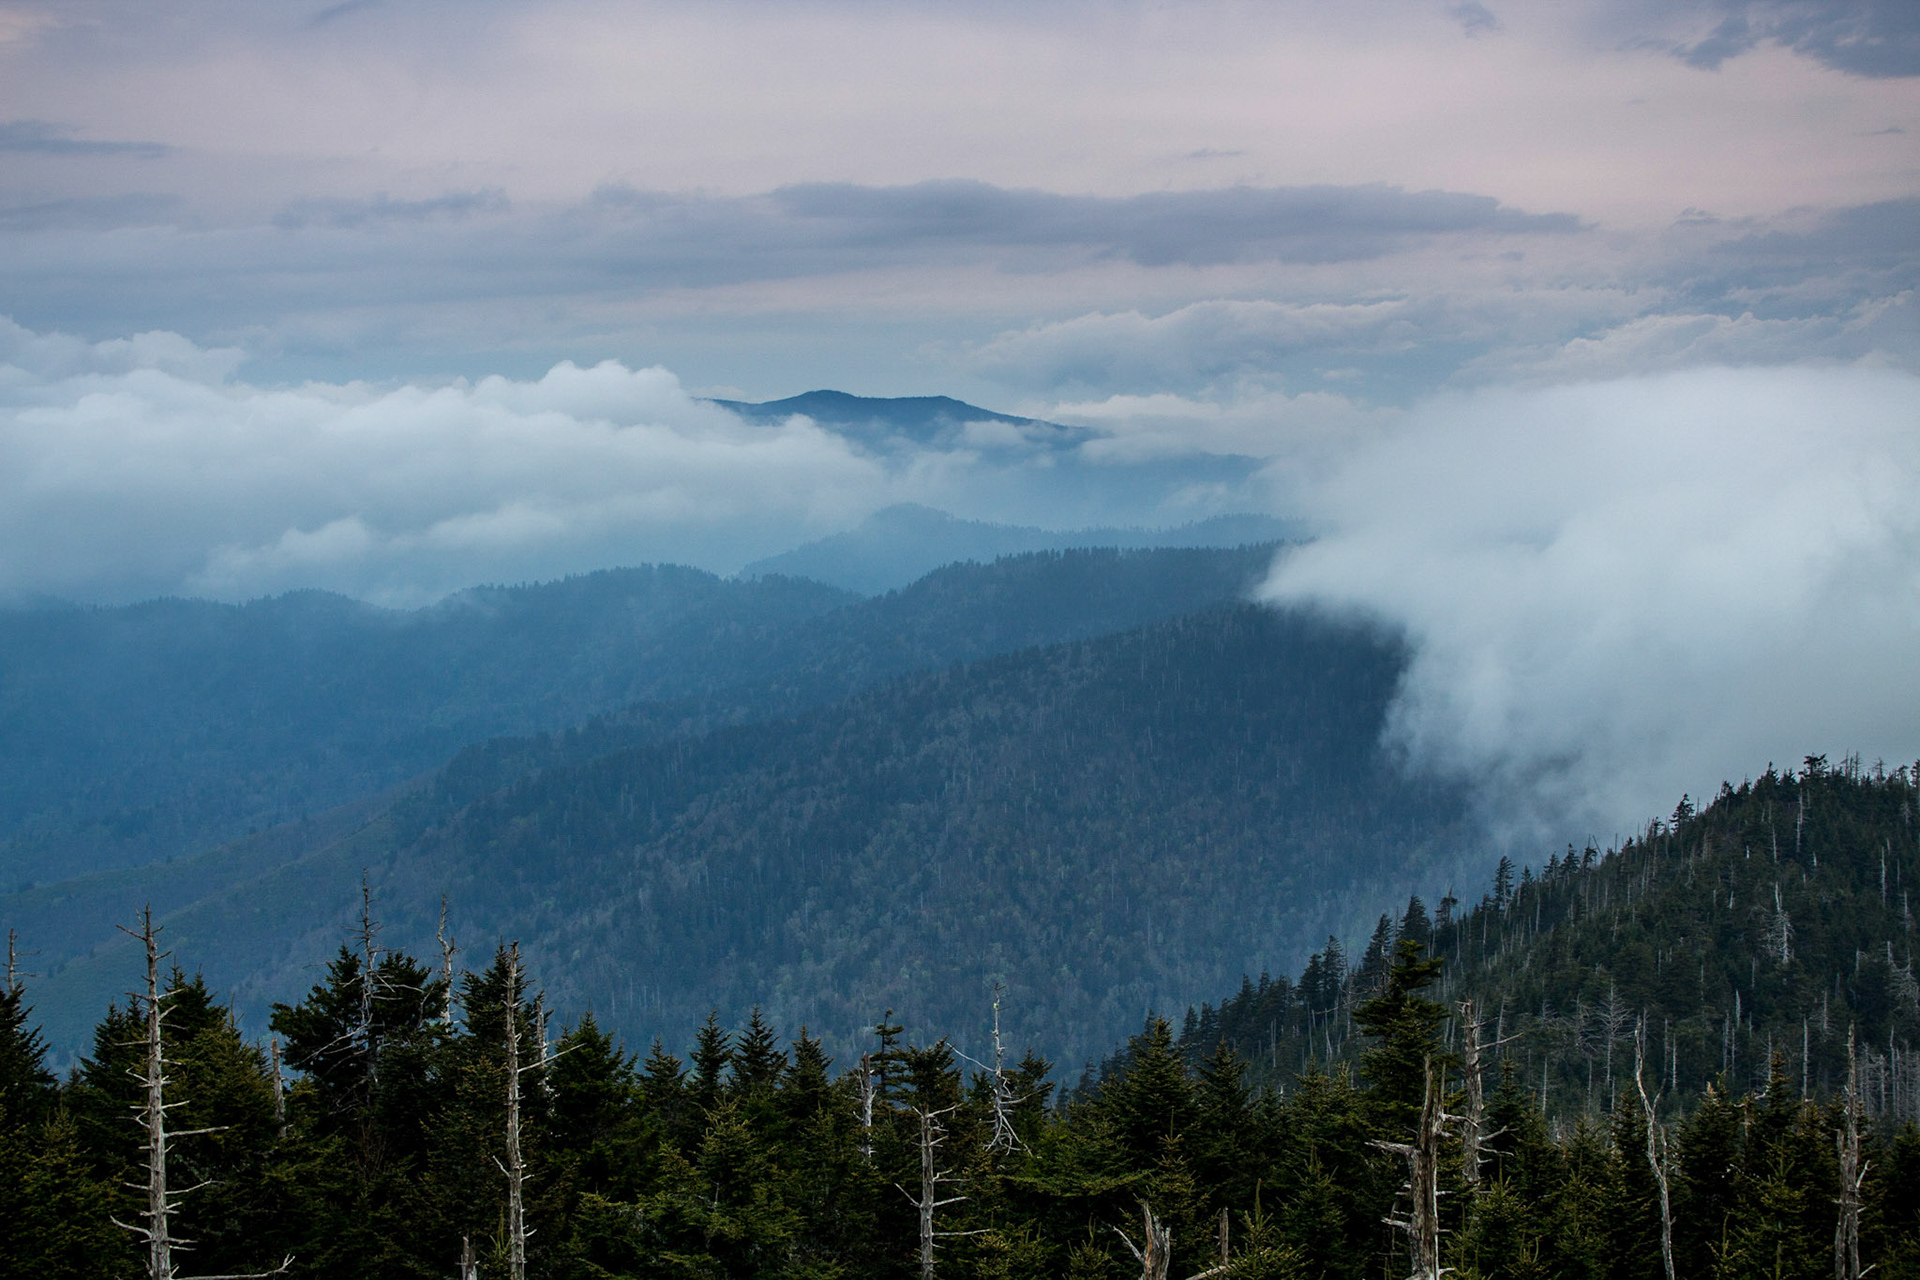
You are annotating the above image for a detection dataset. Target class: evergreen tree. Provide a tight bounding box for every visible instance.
[0,979,55,1131]
[1096,1017,1197,1171]
[1353,939,1448,1136]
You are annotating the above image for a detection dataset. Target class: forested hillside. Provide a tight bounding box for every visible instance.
[1176,756,1920,1121]
[4,865,1916,1280]
[0,568,855,882]
[6,547,1289,1048]
[25,600,1471,1067]
[0,544,1276,884]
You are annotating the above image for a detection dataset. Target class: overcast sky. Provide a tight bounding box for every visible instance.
[4,0,1918,829]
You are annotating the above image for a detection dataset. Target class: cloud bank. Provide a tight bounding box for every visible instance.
[0,318,1321,606]
[1261,365,1920,843]
[0,319,898,604]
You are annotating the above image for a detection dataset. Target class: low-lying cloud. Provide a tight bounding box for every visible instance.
[1262,364,1920,845]
[0,318,1302,606]
[962,299,1418,394]
[0,319,896,604]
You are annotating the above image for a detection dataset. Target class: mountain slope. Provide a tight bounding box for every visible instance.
[1179,756,1920,1115]
[33,602,1476,1067]
[740,503,1302,594]
[709,389,1086,452]
[0,544,1283,887]
[0,568,857,882]
[10,544,1288,1040]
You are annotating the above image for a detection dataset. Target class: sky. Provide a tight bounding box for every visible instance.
[2,0,1918,831]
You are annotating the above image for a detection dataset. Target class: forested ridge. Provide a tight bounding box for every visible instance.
[24,600,1471,1068]
[1175,755,1920,1120]
[0,544,1273,885]
[5,768,1920,1280]
[11,545,1295,1056]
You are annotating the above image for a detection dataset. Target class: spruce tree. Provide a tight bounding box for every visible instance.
[1353,939,1448,1137]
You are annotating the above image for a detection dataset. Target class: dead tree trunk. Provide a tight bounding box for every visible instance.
[1114,1203,1173,1280]
[1634,1017,1676,1280]
[354,875,381,1077]
[1836,1025,1868,1280]
[111,907,290,1280]
[436,895,458,1027]
[5,926,33,995]
[1374,1057,1456,1280]
[131,908,180,1280]
[1457,998,1516,1189]
[268,1036,285,1137]
[857,1052,878,1161]
[897,1102,982,1280]
[492,943,565,1280]
[504,943,528,1280]
[985,985,1026,1154]
[1113,1202,1228,1280]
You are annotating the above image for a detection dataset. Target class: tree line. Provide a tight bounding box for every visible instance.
[4,757,1919,1278]
[3,913,1918,1277]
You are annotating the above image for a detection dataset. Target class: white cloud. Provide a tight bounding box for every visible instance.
[1463,295,1920,382]
[1261,365,1920,844]
[1045,387,1396,478]
[964,299,1413,393]
[0,322,898,604]
[0,318,1299,605]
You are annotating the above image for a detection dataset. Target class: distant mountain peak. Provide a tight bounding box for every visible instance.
[707,389,1086,451]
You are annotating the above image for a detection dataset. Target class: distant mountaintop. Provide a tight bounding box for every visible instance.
[709,389,1088,452]
[742,503,1307,595]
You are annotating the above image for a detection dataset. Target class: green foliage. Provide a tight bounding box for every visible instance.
[11,755,1920,1279]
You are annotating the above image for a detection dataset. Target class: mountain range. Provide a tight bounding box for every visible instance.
[8,539,1484,1065]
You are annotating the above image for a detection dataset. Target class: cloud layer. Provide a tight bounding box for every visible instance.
[0,320,902,603]
[0,318,1317,605]
[1262,365,1920,842]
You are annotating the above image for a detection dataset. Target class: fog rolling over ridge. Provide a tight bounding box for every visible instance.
[1264,364,1920,845]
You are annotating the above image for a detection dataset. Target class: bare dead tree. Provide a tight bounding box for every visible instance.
[1597,983,1635,1105]
[1633,1016,1676,1280]
[111,907,291,1280]
[501,943,531,1280]
[856,1051,879,1161]
[1113,1203,1174,1280]
[493,943,568,1280]
[896,1101,989,1280]
[353,874,382,1079]
[1768,884,1794,967]
[5,926,35,995]
[458,1237,479,1280]
[1836,1025,1869,1280]
[951,984,1030,1156]
[268,1036,285,1137]
[436,895,458,1027]
[1374,1057,1458,1280]
[984,984,1026,1154]
[1112,1202,1229,1280]
[1457,998,1517,1189]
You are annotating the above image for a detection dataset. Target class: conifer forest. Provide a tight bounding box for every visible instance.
[4,757,1918,1280]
